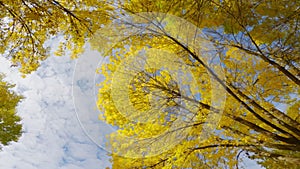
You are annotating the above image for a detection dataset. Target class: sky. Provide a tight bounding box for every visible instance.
[0,38,263,169]
[0,39,113,169]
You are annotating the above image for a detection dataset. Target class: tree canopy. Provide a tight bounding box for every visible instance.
[94,0,300,168]
[0,0,112,74]
[0,74,23,150]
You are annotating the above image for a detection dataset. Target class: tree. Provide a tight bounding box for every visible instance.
[94,0,300,168]
[0,74,23,150]
[0,0,112,75]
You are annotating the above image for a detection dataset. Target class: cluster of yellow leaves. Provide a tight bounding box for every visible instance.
[0,0,113,75]
[94,22,244,168]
